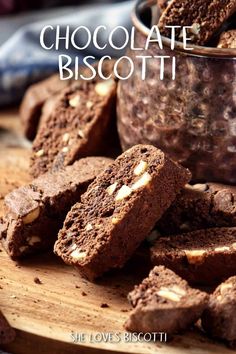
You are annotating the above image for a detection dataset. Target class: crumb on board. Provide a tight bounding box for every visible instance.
[100,303,109,308]
[34,277,42,285]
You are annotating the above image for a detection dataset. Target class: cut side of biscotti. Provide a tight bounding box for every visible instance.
[54,144,191,280]
[30,61,117,177]
[158,0,236,45]
[157,183,236,235]
[0,157,112,259]
[125,266,209,333]
[151,227,236,285]
[202,276,236,345]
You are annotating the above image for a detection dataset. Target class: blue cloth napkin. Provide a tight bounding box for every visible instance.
[0,1,134,106]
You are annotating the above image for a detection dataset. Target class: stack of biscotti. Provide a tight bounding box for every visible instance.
[157,0,236,47]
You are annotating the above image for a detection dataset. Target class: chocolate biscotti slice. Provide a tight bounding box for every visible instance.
[158,0,236,45]
[31,63,117,178]
[20,74,73,140]
[0,157,112,260]
[217,29,236,48]
[157,183,236,235]
[151,227,236,285]
[54,145,191,280]
[0,311,15,344]
[125,266,209,333]
[202,276,236,346]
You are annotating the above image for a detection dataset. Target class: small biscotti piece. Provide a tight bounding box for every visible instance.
[202,276,236,345]
[125,266,209,333]
[0,311,15,344]
[31,65,117,177]
[217,29,236,48]
[0,157,112,259]
[151,227,236,285]
[54,145,191,280]
[20,74,73,140]
[158,183,236,235]
[158,0,236,45]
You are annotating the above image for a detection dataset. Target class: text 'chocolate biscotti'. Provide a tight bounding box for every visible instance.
[151,227,236,285]
[202,276,236,346]
[158,0,236,45]
[125,266,209,333]
[54,145,191,280]
[30,63,117,177]
[0,157,113,260]
[157,183,236,235]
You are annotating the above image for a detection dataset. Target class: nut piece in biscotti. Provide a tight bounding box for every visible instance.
[158,0,236,45]
[20,74,73,140]
[54,145,191,280]
[157,183,236,235]
[151,227,236,285]
[202,276,236,346]
[0,311,15,344]
[217,29,236,48]
[30,61,117,178]
[125,266,209,333]
[0,157,113,260]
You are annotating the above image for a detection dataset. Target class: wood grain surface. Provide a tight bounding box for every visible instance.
[0,110,233,354]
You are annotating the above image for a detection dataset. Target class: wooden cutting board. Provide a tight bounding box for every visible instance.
[0,110,233,354]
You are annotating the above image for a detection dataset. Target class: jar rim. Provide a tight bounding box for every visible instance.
[132,0,236,59]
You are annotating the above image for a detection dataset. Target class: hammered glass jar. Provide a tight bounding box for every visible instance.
[117,0,236,184]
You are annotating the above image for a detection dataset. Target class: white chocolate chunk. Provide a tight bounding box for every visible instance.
[131,172,152,191]
[106,182,118,196]
[157,286,185,302]
[78,129,85,138]
[70,249,87,260]
[22,207,40,224]
[35,149,44,157]
[95,79,115,96]
[134,160,148,176]
[115,185,132,201]
[62,133,70,143]
[220,283,233,295]
[62,146,69,153]
[85,223,93,231]
[69,95,80,107]
[86,101,93,109]
[214,246,230,252]
[184,249,206,265]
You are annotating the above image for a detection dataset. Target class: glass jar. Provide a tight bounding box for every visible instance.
[117,0,236,184]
